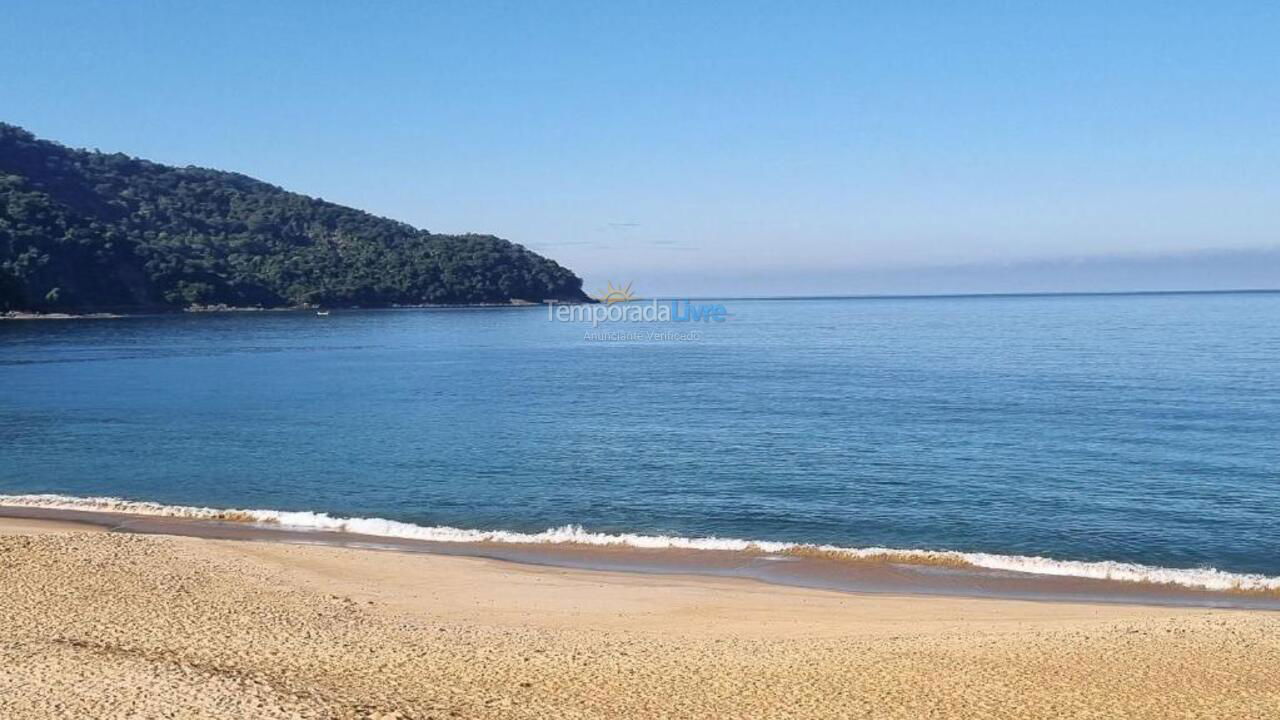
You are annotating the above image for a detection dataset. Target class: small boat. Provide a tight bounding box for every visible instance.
[316,310,330,316]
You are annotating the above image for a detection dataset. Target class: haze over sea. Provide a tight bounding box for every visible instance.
[2,292,1278,588]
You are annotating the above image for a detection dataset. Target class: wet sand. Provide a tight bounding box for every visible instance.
[2,517,1278,719]
[0,516,109,535]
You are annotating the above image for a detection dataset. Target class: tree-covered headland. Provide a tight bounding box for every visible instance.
[0,123,588,312]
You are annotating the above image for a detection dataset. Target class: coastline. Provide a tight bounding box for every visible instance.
[1,311,126,321]
[5,288,1276,321]
[3,500,1278,610]
[0,298,594,321]
[3,515,1278,718]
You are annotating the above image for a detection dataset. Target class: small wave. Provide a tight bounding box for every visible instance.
[3,493,1278,594]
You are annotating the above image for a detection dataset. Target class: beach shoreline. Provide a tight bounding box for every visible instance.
[2,515,1278,718]
[3,501,1278,611]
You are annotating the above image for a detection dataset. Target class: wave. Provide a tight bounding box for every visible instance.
[3,493,1278,594]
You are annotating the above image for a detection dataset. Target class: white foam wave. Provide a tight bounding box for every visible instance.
[3,493,1278,593]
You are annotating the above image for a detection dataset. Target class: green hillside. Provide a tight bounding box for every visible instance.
[0,123,588,312]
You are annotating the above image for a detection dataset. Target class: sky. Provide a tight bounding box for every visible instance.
[3,1,1278,296]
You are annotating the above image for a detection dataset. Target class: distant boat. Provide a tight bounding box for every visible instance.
[316,310,330,316]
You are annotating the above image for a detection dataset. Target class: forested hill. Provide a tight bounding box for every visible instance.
[0,123,589,312]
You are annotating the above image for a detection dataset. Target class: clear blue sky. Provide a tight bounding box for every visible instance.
[4,1,1278,295]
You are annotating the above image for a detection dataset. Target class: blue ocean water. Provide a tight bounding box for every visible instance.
[2,293,1278,577]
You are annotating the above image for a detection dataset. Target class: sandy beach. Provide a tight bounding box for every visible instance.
[1,519,1276,719]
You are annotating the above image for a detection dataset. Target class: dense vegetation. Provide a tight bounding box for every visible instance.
[0,123,587,312]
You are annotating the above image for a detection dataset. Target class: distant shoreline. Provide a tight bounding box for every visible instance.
[1,299,592,321]
[6,286,1277,320]
[1,311,127,321]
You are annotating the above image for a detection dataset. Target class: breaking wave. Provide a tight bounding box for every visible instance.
[3,493,1278,594]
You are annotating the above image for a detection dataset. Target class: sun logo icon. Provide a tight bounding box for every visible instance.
[595,281,637,304]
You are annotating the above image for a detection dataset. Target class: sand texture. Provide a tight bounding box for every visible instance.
[1,522,1277,719]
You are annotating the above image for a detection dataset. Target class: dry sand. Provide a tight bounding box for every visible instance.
[1,518,1276,719]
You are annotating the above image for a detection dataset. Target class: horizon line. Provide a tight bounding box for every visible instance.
[620,288,1280,302]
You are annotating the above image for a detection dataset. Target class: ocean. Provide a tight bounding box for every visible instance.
[2,292,1278,594]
